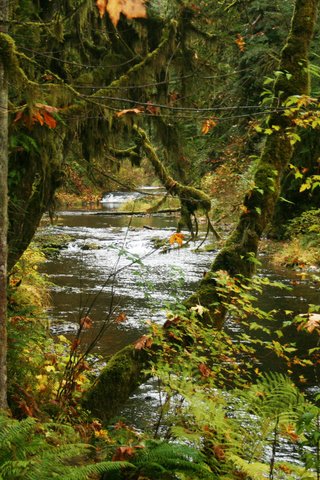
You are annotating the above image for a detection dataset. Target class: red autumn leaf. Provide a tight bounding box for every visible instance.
[198,362,212,378]
[115,312,127,323]
[134,335,153,350]
[80,316,93,329]
[146,101,160,115]
[115,107,143,117]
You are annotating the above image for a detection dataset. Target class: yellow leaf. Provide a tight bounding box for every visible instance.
[58,335,69,343]
[44,365,56,373]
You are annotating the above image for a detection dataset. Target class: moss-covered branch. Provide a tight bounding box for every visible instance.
[83,345,149,422]
[133,124,219,238]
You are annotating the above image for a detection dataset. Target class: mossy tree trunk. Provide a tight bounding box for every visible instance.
[86,0,319,422]
[0,0,8,410]
[190,0,318,318]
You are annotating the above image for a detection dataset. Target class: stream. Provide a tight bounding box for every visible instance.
[39,192,319,434]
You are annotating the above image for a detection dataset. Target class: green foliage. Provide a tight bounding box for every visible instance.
[0,414,130,480]
[285,208,320,238]
[140,272,319,479]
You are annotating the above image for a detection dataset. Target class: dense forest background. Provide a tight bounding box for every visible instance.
[0,0,320,478]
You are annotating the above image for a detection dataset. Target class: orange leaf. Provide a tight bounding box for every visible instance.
[201,118,217,135]
[43,110,57,129]
[212,444,226,461]
[14,111,24,123]
[134,335,153,350]
[115,107,143,117]
[96,0,107,17]
[297,313,320,333]
[106,0,147,26]
[198,362,212,378]
[115,312,127,323]
[112,446,135,461]
[169,232,184,246]
[80,316,93,329]
[33,110,44,126]
[235,34,245,52]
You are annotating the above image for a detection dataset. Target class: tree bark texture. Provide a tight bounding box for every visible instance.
[0,0,9,410]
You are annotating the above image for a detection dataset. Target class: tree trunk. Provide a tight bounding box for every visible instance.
[85,0,318,421]
[0,0,9,410]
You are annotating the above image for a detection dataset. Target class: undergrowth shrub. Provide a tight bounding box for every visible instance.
[0,414,130,480]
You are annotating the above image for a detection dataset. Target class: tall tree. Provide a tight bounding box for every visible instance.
[0,0,9,409]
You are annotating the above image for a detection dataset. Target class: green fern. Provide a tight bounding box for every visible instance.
[0,414,134,480]
[116,440,214,479]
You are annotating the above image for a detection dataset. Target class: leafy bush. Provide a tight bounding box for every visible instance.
[285,209,320,238]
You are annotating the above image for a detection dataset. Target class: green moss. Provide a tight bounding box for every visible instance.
[83,345,149,422]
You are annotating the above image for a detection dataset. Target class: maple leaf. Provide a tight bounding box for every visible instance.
[112,446,135,461]
[134,335,153,350]
[97,0,147,27]
[201,118,217,135]
[169,232,184,246]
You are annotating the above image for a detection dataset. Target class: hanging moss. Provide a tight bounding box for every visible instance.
[133,124,213,237]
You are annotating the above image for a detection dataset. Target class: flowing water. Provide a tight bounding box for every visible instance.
[39,194,319,435]
[42,202,213,355]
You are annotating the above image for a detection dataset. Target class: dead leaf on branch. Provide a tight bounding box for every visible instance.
[115,312,127,323]
[14,104,58,129]
[80,316,93,329]
[297,313,320,334]
[198,362,212,378]
[96,0,147,27]
[134,335,153,350]
[115,107,143,117]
